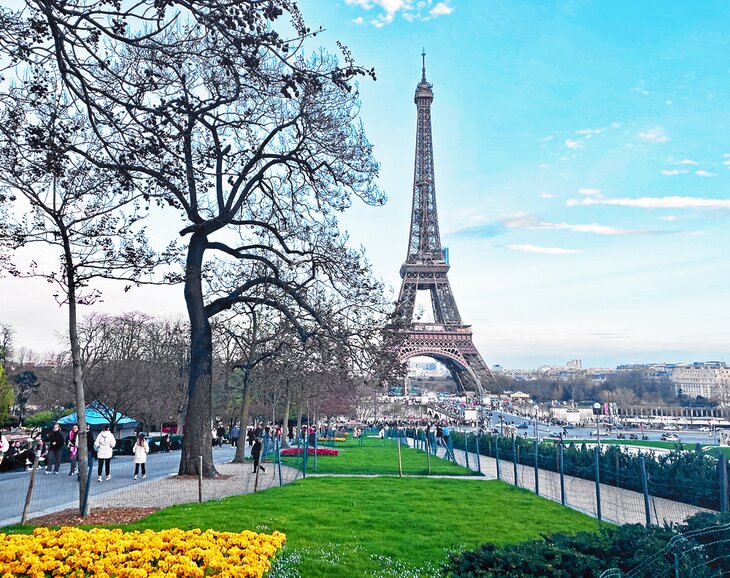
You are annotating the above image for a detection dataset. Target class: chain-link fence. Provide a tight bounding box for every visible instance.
[401,427,728,526]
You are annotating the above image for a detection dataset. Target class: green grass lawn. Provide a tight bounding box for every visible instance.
[282,436,478,476]
[125,476,601,577]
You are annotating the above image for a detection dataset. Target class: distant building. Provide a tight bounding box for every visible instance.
[671,362,730,401]
[566,359,582,369]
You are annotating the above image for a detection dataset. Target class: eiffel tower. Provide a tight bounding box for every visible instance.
[394,53,495,397]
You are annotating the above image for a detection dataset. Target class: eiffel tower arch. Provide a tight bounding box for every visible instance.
[394,53,495,397]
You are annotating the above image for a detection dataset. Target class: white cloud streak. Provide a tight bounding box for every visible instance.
[507,244,582,255]
[568,196,730,209]
[638,127,670,143]
[578,187,601,196]
[346,0,454,26]
[661,169,687,176]
[695,170,716,177]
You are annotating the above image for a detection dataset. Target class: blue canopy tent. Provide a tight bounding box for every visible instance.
[57,403,138,434]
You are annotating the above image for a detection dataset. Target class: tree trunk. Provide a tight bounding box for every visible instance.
[62,231,89,514]
[179,231,217,477]
[280,384,292,449]
[233,377,252,463]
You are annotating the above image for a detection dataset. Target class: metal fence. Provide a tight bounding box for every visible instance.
[401,427,729,527]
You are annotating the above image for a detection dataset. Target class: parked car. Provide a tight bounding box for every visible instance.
[516,423,529,429]
[661,433,680,442]
[698,426,711,432]
[629,433,639,440]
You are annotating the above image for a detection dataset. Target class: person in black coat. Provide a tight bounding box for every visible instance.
[45,424,65,475]
[251,438,265,473]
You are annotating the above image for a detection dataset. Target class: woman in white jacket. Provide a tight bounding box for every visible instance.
[94,425,116,481]
[132,433,149,480]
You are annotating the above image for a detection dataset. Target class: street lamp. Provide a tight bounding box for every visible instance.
[593,402,602,450]
[533,404,539,441]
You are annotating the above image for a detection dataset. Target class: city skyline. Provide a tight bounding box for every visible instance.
[2,1,730,369]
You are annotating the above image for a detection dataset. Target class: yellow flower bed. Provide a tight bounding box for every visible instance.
[0,526,285,578]
[317,437,347,443]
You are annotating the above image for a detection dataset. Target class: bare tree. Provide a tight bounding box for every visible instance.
[4,1,385,476]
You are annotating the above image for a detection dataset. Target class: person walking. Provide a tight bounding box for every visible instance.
[132,433,149,480]
[94,424,116,481]
[0,432,8,467]
[45,423,65,475]
[230,424,239,448]
[216,423,225,448]
[251,437,265,473]
[66,425,79,476]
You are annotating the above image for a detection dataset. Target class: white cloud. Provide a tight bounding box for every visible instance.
[502,212,638,235]
[660,169,687,176]
[430,2,453,16]
[638,127,670,143]
[578,187,601,196]
[507,244,582,255]
[565,138,582,149]
[547,222,635,235]
[346,0,454,26]
[660,216,678,221]
[677,159,699,165]
[723,159,730,167]
[568,196,730,209]
[576,127,608,135]
[695,170,716,177]
[540,191,555,199]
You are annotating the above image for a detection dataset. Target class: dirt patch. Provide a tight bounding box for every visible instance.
[27,507,160,527]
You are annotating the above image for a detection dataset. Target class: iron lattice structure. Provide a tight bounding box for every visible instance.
[394,55,495,396]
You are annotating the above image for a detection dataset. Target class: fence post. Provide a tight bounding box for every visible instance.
[594,445,602,522]
[81,453,94,516]
[640,455,651,526]
[464,433,470,470]
[534,439,539,496]
[426,436,432,474]
[559,441,565,506]
[198,456,203,503]
[495,437,501,480]
[512,435,518,487]
[475,433,481,474]
[719,452,728,514]
[276,437,283,487]
[302,438,308,479]
[313,432,318,473]
[21,455,40,524]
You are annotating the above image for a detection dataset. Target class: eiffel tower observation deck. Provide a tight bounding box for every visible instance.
[394,53,495,397]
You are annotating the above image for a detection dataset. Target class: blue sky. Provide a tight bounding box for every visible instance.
[299,0,730,368]
[3,1,729,369]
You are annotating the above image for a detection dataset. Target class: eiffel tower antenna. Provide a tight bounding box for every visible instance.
[393,55,495,397]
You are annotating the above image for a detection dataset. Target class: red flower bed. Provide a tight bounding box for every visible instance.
[280,447,339,456]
